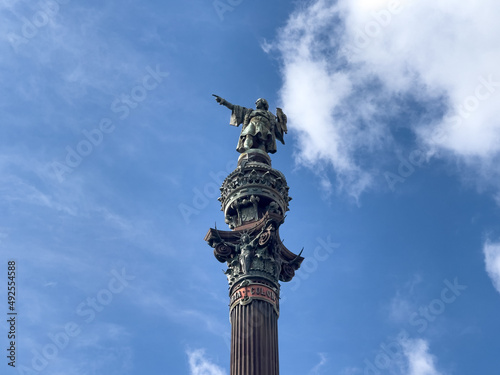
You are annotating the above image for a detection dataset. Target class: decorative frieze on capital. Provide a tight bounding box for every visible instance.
[205,214,304,288]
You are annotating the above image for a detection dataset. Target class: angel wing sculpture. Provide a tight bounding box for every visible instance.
[275,107,287,146]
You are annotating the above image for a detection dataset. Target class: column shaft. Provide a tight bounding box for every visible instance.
[230,300,279,375]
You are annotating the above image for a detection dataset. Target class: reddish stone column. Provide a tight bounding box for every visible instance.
[205,150,303,375]
[231,299,279,375]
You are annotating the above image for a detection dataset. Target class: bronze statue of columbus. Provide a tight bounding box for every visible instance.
[213,95,288,154]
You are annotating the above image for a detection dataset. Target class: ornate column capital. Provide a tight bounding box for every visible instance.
[205,213,304,289]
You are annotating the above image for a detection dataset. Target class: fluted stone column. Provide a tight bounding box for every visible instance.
[231,299,279,374]
[205,150,303,375]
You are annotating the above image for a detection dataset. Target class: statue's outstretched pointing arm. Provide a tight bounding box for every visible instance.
[212,94,234,110]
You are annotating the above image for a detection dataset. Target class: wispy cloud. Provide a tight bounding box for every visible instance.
[483,239,500,294]
[265,0,500,200]
[187,348,227,375]
[362,334,443,375]
[388,274,423,324]
[309,352,328,374]
[134,289,228,341]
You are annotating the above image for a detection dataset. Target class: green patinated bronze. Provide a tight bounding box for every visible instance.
[205,95,302,375]
[205,95,302,290]
[213,94,288,154]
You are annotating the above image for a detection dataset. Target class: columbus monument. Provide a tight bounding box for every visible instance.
[205,95,304,374]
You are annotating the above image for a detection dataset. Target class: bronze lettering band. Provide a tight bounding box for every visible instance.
[230,284,279,314]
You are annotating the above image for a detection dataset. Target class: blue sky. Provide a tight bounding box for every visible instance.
[1,0,500,374]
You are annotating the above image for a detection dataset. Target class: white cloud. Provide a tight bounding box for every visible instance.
[377,335,443,375]
[483,240,500,294]
[351,335,443,375]
[401,338,443,375]
[187,349,226,375]
[265,0,376,199]
[267,0,500,199]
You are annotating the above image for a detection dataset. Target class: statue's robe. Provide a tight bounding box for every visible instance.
[230,105,279,154]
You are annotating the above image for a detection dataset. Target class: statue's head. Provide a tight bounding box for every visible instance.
[255,98,269,110]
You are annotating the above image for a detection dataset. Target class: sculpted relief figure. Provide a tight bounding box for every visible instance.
[213,95,287,154]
